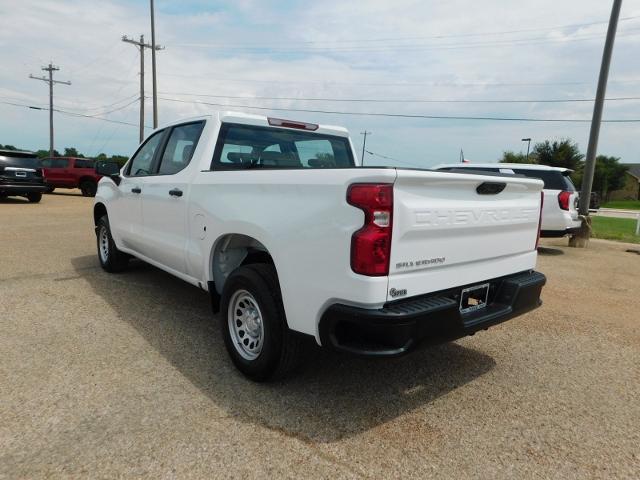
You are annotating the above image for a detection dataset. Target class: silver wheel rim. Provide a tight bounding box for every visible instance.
[98,226,109,263]
[227,289,264,360]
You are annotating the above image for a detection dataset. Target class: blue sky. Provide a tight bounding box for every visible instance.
[0,0,639,167]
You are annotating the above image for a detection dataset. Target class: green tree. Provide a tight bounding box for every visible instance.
[531,139,584,170]
[110,155,129,167]
[63,147,84,157]
[35,149,60,158]
[500,150,536,164]
[0,144,18,151]
[592,155,628,200]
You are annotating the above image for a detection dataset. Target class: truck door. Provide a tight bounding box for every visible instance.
[139,121,205,275]
[109,130,165,253]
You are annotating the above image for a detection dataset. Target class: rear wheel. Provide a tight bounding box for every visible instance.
[46,186,55,193]
[97,215,129,272]
[80,180,97,197]
[26,193,42,203]
[220,264,304,381]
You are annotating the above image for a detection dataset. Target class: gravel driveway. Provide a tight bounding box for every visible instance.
[1,193,639,478]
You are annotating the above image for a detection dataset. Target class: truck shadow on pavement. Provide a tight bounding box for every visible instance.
[72,255,496,443]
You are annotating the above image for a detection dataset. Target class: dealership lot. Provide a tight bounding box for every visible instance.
[1,193,639,478]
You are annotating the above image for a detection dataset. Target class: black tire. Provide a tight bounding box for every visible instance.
[96,215,129,272]
[80,180,97,197]
[46,186,55,193]
[220,264,304,381]
[26,193,42,203]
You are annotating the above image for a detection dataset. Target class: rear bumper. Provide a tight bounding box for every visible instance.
[541,227,580,238]
[319,270,546,357]
[0,183,48,194]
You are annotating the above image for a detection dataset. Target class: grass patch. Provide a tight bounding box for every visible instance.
[591,216,640,244]
[601,200,640,210]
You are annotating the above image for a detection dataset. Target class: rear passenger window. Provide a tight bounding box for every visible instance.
[74,159,94,168]
[42,158,69,168]
[158,122,205,175]
[516,169,575,191]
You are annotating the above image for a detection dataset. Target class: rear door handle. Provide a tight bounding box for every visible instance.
[131,187,141,194]
[169,188,183,197]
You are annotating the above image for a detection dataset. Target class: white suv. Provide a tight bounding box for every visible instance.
[435,163,581,237]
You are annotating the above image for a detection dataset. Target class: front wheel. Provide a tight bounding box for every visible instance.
[80,181,97,197]
[96,215,129,272]
[26,193,42,203]
[220,264,304,381]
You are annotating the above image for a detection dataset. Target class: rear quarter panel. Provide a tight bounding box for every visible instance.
[188,168,398,338]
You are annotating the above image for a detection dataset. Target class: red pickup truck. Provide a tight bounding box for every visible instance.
[40,157,102,197]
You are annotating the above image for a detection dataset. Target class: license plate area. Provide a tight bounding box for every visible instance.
[459,283,489,314]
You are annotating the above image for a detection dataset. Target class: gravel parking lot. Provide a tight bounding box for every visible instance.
[1,193,639,479]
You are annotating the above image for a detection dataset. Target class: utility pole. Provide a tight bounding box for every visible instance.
[572,0,623,247]
[29,63,71,158]
[360,131,371,166]
[150,0,160,128]
[522,138,531,161]
[122,34,162,142]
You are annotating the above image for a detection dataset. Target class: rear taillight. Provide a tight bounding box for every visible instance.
[536,191,544,249]
[558,190,571,211]
[347,183,393,276]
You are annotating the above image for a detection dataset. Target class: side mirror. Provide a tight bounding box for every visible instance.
[95,161,121,185]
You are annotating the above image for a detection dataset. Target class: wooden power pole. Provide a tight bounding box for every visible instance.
[122,34,162,142]
[29,63,71,158]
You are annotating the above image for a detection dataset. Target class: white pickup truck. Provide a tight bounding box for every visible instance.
[94,112,546,381]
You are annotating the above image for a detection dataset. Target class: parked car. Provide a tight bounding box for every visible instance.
[0,149,47,203]
[40,157,102,196]
[94,112,546,381]
[434,163,581,238]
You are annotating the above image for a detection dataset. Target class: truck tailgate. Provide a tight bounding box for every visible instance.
[388,169,543,301]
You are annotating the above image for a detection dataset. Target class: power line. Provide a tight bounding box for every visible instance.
[365,150,424,169]
[158,72,640,88]
[155,95,640,123]
[171,15,640,47]
[0,100,147,129]
[56,93,140,113]
[171,28,640,53]
[158,91,640,104]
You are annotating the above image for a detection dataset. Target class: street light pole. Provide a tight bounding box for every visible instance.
[360,131,371,166]
[522,138,531,161]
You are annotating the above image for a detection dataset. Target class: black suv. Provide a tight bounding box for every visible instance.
[0,149,48,203]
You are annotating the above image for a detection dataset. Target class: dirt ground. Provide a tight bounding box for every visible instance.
[1,192,639,479]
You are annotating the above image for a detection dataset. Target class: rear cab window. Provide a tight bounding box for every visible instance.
[211,124,355,170]
[157,122,205,175]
